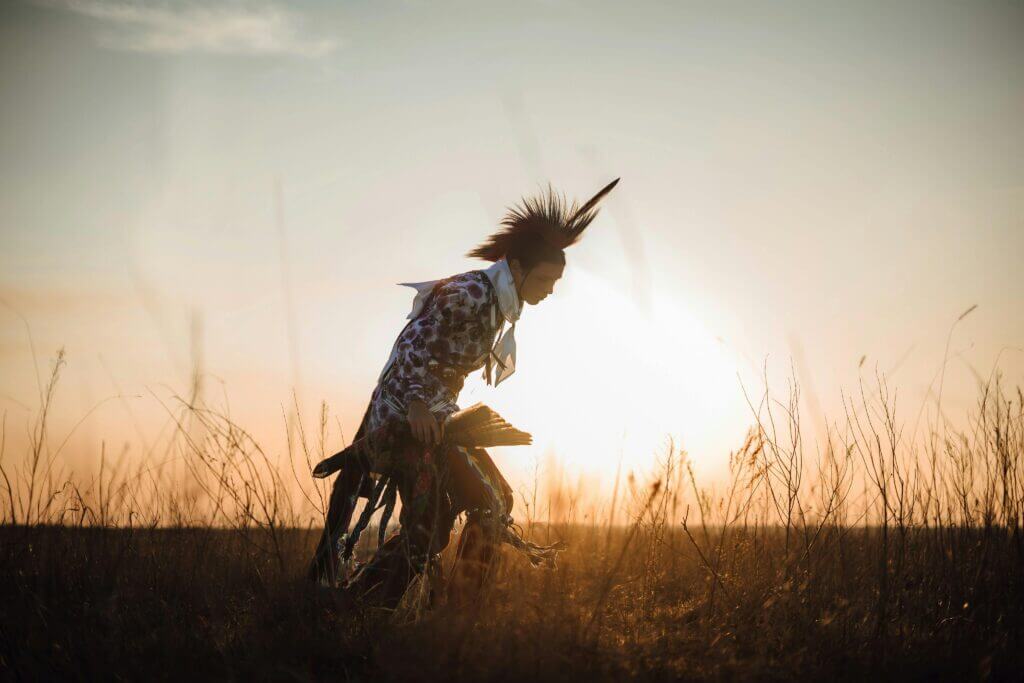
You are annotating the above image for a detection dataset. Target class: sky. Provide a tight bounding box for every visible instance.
[1,0,1022,513]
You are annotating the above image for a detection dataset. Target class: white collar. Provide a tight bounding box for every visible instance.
[480,258,519,386]
[481,258,521,325]
[394,258,520,323]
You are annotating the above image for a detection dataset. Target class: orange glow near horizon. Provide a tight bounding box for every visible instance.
[456,265,750,495]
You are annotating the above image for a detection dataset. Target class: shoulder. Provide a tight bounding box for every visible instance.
[433,270,493,311]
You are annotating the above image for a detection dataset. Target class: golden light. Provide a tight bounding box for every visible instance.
[459,264,749,496]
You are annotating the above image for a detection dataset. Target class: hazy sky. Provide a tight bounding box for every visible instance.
[2,0,1022,499]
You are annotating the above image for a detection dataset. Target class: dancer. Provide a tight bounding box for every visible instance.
[308,179,619,607]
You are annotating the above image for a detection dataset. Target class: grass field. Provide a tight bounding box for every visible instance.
[1,354,1022,680]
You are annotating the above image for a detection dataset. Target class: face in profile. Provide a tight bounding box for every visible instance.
[516,260,565,305]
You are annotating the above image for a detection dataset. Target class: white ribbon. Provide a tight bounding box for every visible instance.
[480,258,521,386]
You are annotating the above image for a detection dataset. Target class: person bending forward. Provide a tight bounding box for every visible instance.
[308,179,618,607]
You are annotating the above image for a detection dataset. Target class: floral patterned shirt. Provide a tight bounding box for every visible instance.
[380,270,500,411]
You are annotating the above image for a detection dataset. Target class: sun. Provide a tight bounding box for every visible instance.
[459,264,749,497]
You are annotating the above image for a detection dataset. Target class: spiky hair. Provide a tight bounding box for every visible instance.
[467,178,619,262]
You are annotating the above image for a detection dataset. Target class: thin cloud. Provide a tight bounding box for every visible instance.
[39,0,338,57]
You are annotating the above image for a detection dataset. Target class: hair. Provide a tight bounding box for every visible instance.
[467,179,619,268]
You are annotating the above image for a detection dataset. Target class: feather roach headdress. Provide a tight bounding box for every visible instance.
[467,178,620,262]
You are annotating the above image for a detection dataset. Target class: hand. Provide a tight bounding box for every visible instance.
[406,400,443,445]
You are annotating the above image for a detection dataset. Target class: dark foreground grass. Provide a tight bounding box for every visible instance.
[2,522,1021,681]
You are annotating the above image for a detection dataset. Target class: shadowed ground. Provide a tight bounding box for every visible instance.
[2,523,1021,681]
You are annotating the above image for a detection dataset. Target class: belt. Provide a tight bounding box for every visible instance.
[379,384,457,418]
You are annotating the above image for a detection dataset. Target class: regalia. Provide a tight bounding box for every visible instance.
[308,179,619,605]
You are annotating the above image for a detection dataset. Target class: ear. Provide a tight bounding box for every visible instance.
[507,257,523,280]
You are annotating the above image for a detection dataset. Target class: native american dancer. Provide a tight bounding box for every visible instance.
[308,179,619,607]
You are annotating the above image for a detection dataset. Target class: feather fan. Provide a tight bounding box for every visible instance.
[312,403,530,479]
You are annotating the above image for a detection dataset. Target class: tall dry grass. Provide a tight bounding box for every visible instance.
[1,347,1022,680]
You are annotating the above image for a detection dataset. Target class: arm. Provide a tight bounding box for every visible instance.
[392,279,487,441]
